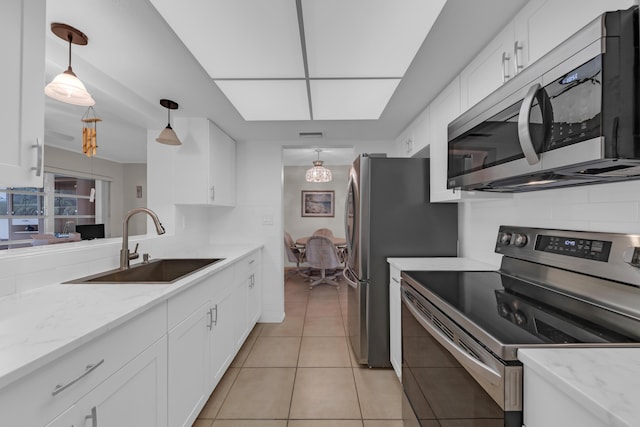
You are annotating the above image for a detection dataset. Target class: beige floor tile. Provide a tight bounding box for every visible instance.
[243,336,301,367]
[260,315,305,337]
[192,420,213,427]
[212,421,287,427]
[298,337,352,367]
[286,300,308,317]
[290,367,361,419]
[308,286,341,299]
[353,368,403,419]
[303,316,345,336]
[217,368,296,419]
[362,421,406,427]
[230,328,259,368]
[288,421,363,427]
[197,368,240,419]
[305,299,343,317]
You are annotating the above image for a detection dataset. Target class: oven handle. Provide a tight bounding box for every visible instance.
[401,291,502,388]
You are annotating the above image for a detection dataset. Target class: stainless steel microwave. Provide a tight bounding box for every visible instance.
[447,7,639,192]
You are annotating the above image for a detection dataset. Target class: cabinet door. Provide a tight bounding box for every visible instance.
[168,301,211,427]
[46,337,168,427]
[428,77,462,202]
[460,21,515,111]
[389,266,401,380]
[0,0,45,187]
[514,0,635,70]
[209,289,236,388]
[209,122,236,207]
[246,255,262,328]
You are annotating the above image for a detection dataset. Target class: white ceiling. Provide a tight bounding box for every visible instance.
[43,0,528,164]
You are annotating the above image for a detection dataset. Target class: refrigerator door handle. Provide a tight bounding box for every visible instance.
[343,266,359,289]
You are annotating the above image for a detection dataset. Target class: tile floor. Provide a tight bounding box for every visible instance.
[191,271,404,427]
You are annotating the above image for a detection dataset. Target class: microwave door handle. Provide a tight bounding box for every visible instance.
[518,83,542,165]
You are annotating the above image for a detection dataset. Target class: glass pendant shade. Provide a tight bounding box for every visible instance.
[45,67,95,106]
[305,160,332,182]
[156,124,181,145]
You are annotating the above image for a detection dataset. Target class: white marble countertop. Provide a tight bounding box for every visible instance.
[519,348,640,427]
[0,243,262,390]
[387,257,499,271]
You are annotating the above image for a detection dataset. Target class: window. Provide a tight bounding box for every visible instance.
[0,173,109,249]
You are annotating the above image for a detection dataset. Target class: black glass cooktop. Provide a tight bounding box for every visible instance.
[402,270,635,347]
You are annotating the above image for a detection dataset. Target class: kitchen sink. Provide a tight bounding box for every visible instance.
[65,258,225,284]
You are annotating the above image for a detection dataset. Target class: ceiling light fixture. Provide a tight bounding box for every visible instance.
[305,149,332,183]
[44,23,95,106]
[156,99,182,145]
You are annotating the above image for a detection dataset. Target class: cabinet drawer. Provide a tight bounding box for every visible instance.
[168,264,235,330]
[0,303,166,427]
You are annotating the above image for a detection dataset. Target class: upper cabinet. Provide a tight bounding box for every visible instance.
[461,0,636,111]
[173,118,236,207]
[0,0,45,187]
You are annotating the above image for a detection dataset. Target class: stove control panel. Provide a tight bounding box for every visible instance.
[535,235,612,262]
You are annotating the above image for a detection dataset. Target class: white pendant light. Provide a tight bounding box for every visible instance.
[156,99,182,145]
[44,23,95,107]
[305,149,332,182]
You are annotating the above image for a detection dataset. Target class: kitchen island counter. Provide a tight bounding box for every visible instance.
[519,348,640,427]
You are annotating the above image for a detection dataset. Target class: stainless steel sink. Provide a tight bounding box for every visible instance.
[65,258,225,284]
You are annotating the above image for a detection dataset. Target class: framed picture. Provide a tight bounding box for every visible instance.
[301,190,335,217]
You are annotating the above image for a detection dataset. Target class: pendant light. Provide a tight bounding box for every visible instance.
[305,149,332,183]
[44,23,95,107]
[156,99,182,145]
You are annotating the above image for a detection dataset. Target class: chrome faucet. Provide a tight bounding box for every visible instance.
[120,208,166,269]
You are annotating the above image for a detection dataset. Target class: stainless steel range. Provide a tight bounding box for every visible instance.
[401,226,640,427]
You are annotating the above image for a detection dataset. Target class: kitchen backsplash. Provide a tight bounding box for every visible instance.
[459,179,640,264]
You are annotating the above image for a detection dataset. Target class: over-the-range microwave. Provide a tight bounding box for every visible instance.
[447,6,639,192]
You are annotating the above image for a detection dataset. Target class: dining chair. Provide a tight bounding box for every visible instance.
[284,232,307,278]
[312,228,334,238]
[304,235,343,289]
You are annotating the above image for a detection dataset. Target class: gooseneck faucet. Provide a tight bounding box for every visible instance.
[120,208,166,269]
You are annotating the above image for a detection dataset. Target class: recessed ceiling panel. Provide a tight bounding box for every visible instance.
[302,0,446,78]
[310,79,401,120]
[216,80,310,121]
[149,0,305,78]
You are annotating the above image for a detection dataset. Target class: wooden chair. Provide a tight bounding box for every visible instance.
[304,235,343,289]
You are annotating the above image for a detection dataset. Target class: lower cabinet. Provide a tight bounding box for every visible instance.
[46,336,168,427]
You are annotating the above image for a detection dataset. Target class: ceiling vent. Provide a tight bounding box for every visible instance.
[299,132,324,138]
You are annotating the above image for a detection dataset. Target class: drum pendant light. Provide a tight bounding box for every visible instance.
[44,23,95,107]
[156,99,182,145]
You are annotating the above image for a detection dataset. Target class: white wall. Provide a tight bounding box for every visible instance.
[122,163,147,236]
[283,165,350,248]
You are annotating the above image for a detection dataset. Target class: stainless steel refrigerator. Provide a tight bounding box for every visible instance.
[343,154,458,367]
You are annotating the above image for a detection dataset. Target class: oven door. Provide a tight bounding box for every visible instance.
[401,282,522,427]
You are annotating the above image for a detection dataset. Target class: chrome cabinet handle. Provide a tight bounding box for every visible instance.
[501,51,510,82]
[85,406,97,427]
[392,277,400,283]
[212,304,218,326]
[32,138,43,177]
[207,308,213,330]
[52,359,105,396]
[210,186,215,201]
[514,41,523,74]
[518,83,542,165]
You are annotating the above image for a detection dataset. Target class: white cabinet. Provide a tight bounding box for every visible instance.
[46,336,168,427]
[168,300,212,427]
[389,265,401,380]
[173,118,236,206]
[0,304,167,427]
[513,0,635,71]
[428,77,462,202]
[209,287,236,387]
[245,251,262,331]
[0,0,45,187]
[460,22,516,111]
